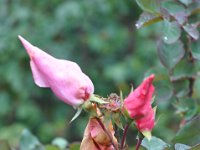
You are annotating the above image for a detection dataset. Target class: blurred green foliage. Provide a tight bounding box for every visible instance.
[1,0,200,149]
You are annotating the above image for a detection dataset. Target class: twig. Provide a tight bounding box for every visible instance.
[120,124,130,149]
[135,137,142,150]
[95,117,119,150]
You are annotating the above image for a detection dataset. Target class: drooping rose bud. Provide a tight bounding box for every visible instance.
[80,118,118,150]
[18,35,94,107]
[123,74,155,119]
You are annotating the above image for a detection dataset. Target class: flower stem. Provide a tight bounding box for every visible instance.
[120,124,130,149]
[95,117,119,150]
[135,137,142,150]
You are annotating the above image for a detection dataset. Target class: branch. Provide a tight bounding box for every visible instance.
[95,117,119,150]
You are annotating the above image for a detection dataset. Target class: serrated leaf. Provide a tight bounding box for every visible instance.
[70,107,82,123]
[162,20,181,44]
[157,40,185,70]
[172,115,200,145]
[136,0,160,14]
[191,37,200,60]
[174,98,198,120]
[175,143,191,150]
[183,24,199,40]
[19,129,44,150]
[141,136,170,150]
[136,12,162,29]
[162,0,187,24]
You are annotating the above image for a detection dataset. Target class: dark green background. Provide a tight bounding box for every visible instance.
[0,0,190,148]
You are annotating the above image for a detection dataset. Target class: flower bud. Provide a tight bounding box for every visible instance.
[123,74,155,119]
[18,35,94,107]
[135,107,155,137]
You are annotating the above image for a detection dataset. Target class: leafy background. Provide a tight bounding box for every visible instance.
[0,0,200,149]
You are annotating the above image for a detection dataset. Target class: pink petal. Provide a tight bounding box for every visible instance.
[124,74,155,119]
[19,35,94,107]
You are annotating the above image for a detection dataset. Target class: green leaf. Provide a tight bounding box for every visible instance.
[45,145,60,150]
[157,40,185,70]
[174,98,198,120]
[175,143,191,150]
[70,107,82,123]
[172,59,196,79]
[69,142,81,150]
[136,0,160,14]
[183,24,199,40]
[178,0,192,6]
[190,37,200,60]
[162,20,181,44]
[187,2,200,16]
[52,137,68,150]
[19,129,44,150]
[141,136,170,150]
[155,82,173,107]
[162,0,187,24]
[172,115,200,145]
[136,12,162,29]
[0,140,11,150]
[171,79,189,98]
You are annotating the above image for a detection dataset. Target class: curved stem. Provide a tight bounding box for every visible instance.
[95,117,119,150]
[135,137,142,150]
[120,124,130,149]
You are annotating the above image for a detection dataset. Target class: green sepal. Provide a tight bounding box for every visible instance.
[89,94,108,104]
[70,107,82,123]
[142,130,152,141]
[82,101,97,117]
[112,113,124,130]
[123,108,133,124]
[120,90,124,110]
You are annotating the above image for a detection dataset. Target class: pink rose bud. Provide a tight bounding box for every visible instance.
[135,107,155,132]
[18,35,94,107]
[123,74,155,119]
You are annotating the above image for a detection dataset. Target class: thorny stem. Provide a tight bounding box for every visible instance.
[95,117,119,150]
[135,137,142,150]
[120,124,130,149]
